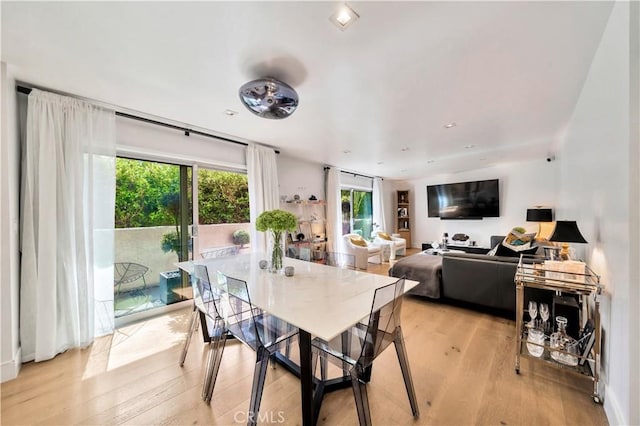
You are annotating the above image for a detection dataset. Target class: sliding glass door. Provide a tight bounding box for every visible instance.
[341,188,373,238]
[114,158,192,318]
[113,159,250,320]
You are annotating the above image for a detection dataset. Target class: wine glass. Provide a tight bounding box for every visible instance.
[539,303,550,332]
[528,301,538,328]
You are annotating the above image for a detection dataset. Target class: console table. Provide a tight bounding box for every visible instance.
[421,243,490,255]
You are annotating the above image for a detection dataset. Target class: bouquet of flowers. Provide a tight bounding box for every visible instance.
[256,209,297,272]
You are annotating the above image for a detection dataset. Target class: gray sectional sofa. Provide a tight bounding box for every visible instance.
[392,235,540,315]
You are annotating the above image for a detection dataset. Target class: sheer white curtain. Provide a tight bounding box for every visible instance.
[246,144,279,253]
[372,177,387,233]
[20,89,116,362]
[325,167,342,252]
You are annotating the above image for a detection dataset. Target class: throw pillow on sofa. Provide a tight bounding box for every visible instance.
[378,232,392,241]
[350,236,367,247]
[495,243,538,257]
[494,227,538,257]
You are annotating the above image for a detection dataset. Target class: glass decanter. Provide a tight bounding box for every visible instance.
[550,316,579,366]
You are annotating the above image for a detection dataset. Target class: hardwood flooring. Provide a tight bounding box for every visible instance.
[1,249,608,425]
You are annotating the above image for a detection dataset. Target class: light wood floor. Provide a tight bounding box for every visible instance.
[1,249,608,425]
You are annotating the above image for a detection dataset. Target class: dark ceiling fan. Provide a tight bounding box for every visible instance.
[238,77,299,119]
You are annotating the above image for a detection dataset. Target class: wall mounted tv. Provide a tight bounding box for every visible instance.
[427,179,499,219]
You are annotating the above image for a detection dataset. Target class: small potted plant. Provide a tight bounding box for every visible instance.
[232,229,250,249]
[256,209,297,273]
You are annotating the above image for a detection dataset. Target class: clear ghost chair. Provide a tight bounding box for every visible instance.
[205,274,298,426]
[179,264,227,402]
[323,251,356,270]
[312,277,419,426]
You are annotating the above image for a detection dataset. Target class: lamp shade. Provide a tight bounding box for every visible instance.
[526,208,553,222]
[549,221,588,243]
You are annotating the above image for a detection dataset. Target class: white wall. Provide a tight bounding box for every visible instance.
[276,154,324,202]
[556,2,639,424]
[1,62,22,381]
[391,159,557,249]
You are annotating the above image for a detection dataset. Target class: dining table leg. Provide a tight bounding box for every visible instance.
[299,329,314,426]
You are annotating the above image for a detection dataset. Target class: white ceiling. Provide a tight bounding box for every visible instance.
[2,1,613,180]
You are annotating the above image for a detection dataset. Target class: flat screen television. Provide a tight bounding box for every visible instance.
[427,179,499,219]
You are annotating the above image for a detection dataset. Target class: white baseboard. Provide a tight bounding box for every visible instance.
[604,383,626,426]
[1,346,21,383]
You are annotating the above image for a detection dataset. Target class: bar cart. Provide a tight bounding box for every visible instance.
[514,258,603,403]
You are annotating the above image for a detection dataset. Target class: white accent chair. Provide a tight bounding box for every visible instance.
[372,231,407,260]
[342,233,382,270]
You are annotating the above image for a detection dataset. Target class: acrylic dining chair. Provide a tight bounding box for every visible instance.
[179,264,228,401]
[205,274,298,425]
[312,277,419,426]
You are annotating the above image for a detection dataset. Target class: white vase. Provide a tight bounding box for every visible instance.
[267,230,286,273]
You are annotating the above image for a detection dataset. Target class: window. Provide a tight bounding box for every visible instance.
[341,188,373,238]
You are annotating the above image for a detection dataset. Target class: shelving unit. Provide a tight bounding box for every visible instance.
[514,259,602,403]
[396,190,411,247]
[280,199,326,258]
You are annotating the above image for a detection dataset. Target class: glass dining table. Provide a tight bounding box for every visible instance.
[177,252,419,425]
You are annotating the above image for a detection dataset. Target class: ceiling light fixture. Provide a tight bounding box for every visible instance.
[444,122,457,128]
[377,161,384,165]
[224,109,238,116]
[401,147,410,152]
[238,77,298,119]
[330,4,360,31]
[343,150,351,154]
[427,159,435,164]
[464,144,475,149]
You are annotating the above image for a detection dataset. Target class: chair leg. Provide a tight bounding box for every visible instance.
[350,368,372,426]
[247,347,270,426]
[204,323,227,403]
[394,328,420,418]
[179,307,199,367]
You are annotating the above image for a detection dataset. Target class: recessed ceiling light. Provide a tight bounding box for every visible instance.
[330,4,360,31]
[427,159,435,164]
[401,169,408,172]
[343,150,351,154]
[224,109,238,116]
[401,147,410,152]
[377,161,384,165]
[444,122,456,129]
[464,144,475,149]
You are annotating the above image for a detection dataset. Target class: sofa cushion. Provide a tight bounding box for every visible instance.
[377,232,392,241]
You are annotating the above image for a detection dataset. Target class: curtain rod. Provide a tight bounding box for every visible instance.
[16,85,280,154]
[324,166,382,181]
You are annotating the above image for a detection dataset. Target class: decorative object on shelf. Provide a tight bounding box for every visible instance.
[452,233,469,242]
[259,260,268,270]
[442,232,449,248]
[238,77,298,119]
[284,266,295,277]
[309,195,317,201]
[549,220,588,261]
[256,209,297,274]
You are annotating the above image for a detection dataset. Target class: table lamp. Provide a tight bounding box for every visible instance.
[549,220,587,260]
[526,208,553,239]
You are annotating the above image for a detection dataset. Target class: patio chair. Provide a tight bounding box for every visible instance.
[113,262,149,297]
[201,245,240,259]
[312,277,419,425]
